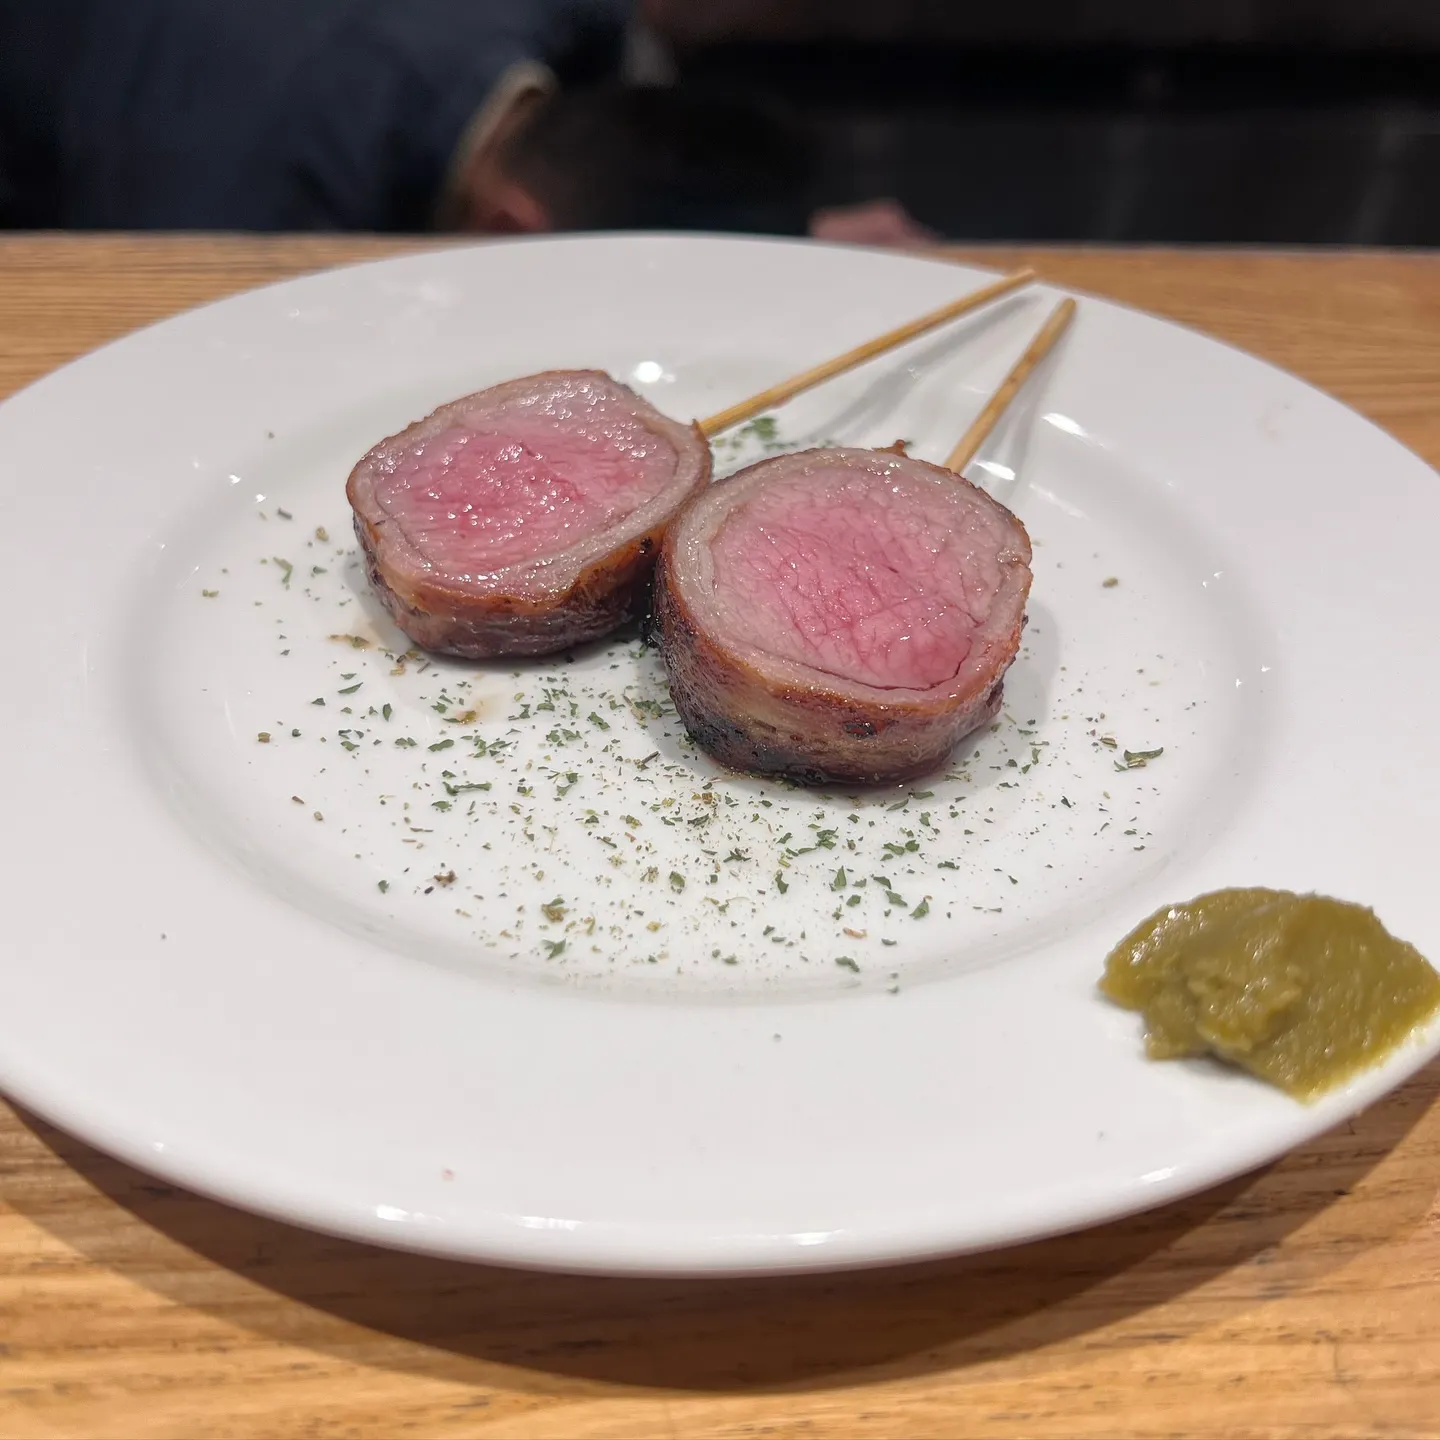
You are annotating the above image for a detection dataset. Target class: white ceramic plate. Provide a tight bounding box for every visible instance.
[3,236,1438,1275]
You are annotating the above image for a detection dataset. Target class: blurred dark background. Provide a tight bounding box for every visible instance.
[645,0,1440,245]
[2,0,1437,245]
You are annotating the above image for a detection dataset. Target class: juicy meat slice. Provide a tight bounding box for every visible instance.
[656,447,1032,785]
[347,370,710,658]
[707,470,1005,691]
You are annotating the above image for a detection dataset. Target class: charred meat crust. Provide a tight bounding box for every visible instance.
[346,371,710,659]
[654,449,1030,786]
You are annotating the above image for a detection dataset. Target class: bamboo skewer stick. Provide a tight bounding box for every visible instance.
[697,269,1035,438]
[944,297,1077,474]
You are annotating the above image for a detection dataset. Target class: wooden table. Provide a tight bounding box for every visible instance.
[2,236,1439,1440]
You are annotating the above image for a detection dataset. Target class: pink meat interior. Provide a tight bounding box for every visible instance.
[708,467,1009,691]
[374,408,678,579]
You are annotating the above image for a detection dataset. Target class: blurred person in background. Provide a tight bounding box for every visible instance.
[0,0,933,244]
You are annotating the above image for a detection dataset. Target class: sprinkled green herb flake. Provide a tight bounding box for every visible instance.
[337,683,362,695]
[272,557,293,587]
[1117,746,1165,770]
[543,939,567,959]
[669,871,686,892]
[428,739,455,752]
[775,872,789,894]
[201,588,218,598]
[381,703,393,721]
[831,866,848,891]
[912,898,931,919]
[542,898,567,923]
[377,880,389,893]
[586,712,610,730]
[835,956,860,973]
[256,732,271,743]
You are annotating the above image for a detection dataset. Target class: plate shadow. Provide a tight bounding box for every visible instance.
[9,1059,1439,1395]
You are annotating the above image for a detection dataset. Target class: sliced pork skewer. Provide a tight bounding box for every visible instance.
[655,298,1075,785]
[655,446,1032,784]
[348,370,710,658]
[347,272,1033,660]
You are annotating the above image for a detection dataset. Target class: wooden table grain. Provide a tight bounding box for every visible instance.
[2,234,1439,1440]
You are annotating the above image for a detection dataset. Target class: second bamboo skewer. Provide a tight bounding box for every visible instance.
[698,268,1034,438]
[945,298,1077,474]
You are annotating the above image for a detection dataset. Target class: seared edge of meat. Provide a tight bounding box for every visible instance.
[358,516,674,658]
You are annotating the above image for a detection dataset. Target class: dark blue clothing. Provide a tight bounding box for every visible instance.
[0,0,630,230]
